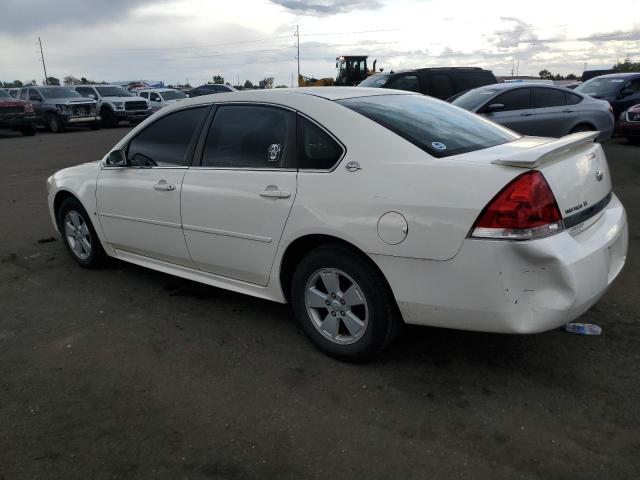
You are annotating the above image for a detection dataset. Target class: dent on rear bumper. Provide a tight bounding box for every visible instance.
[372,194,628,334]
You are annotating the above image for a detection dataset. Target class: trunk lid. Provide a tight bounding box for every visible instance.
[455,132,612,230]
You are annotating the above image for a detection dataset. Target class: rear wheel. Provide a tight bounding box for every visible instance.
[57,197,107,269]
[46,113,64,133]
[570,123,596,134]
[291,245,401,361]
[19,124,37,136]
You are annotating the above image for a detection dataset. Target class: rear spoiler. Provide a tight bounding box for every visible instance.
[492,131,599,168]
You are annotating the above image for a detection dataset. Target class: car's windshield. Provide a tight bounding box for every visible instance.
[338,94,518,158]
[96,86,131,97]
[575,77,626,97]
[357,73,390,88]
[452,88,501,110]
[0,89,10,98]
[39,87,82,99]
[161,90,186,100]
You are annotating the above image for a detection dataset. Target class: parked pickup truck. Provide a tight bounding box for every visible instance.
[18,86,100,133]
[0,88,38,135]
[74,85,151,127]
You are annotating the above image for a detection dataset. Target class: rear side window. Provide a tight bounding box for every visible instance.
[492,88,532,111]
[338,94,518,158]
[126,107,207,167]
[564,92,582,105]
[428,73,455,99]
[532,87,566,108]
[454,71,497,91]
[387,75,420,92]
[202,105,294,168]
[20,89,28,100]
[297,116,344,170]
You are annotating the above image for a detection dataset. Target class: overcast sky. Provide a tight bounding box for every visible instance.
[1,0,639,86]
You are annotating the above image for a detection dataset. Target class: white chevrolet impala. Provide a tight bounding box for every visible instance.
[47,88,628,360]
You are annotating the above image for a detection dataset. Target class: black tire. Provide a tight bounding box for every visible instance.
[19,124,37,136]
[628,137,640,146]
[45,113,65,133]
[101,108,118,128]
[570,123,596,134]
[291,245,401,361]
[57,197,107,269]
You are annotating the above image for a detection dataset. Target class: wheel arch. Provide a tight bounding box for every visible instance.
[570,121,597,133]
[278,233,398,308]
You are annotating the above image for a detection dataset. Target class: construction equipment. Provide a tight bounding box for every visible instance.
[298,55,379,87]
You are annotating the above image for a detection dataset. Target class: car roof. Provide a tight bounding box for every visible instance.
[472,83,575,92]
[587,73,640,80]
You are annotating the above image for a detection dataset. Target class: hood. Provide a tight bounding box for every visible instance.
[0,98,27,107]
[627,104,640,113]
[105,96,146,103]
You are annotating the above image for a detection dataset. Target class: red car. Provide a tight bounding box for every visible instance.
[616,103,640,145]
[0,88,38,136]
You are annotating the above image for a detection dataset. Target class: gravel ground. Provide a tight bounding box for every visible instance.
[0,127,638,480]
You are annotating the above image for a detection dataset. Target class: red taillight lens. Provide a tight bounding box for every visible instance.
[471,171,564,240]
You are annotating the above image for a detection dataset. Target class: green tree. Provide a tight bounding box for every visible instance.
[212,75,224,84]
[565,73,577,80]
[64,75,80,85]
[243,80,254,89]
[539,69,554,80]
[46,76,60,86]
[612,57,640,72]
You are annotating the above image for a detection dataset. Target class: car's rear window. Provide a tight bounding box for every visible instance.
[337,94,518,158]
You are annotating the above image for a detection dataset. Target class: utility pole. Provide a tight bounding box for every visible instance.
[295,25,300,85]
[38,37,49,85]
[516,60,520,77]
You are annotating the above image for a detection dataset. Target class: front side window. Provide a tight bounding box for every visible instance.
[150,92,161,102]
[387,75,420,92]
[338,94,518,158]
[39,87,81,99]
[575,77,625,96]
[532,87,566,108]
[297,116,343,170]
[161,90,186,100]
[0,89,9,98]
[95,86,131,97]
[491,88,532,111]
[126,107,207,167]
[202,105,294,168]
[20,89,28,100]
[358,73,389,88]
[140,91,149,99]
[29,90,42,101]
[76,87,95,98]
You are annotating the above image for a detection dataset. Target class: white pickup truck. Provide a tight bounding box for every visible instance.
[74,85,151,127]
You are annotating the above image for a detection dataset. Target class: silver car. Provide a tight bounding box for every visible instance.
[452,83,614,141]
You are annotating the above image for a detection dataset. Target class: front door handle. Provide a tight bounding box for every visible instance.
[153,180,176,191]
[562,109,574,113]
[259,186,291,198]
[520,112,533,117]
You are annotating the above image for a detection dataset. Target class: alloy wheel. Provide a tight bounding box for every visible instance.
[64,210,92,260]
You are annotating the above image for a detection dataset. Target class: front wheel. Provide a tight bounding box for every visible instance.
[19,124,37,136]
[291,245,401,361]
[101,109,118,128]
[46,113,64,133]
[57,197,107,269]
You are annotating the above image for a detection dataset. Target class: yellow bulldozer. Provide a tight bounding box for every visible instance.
[298,55,378,87]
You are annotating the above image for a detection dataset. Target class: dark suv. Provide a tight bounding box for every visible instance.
[187,84,237,97]
[357,67,497,100]
[575,73,640,118]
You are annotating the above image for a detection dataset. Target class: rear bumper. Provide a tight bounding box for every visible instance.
[372,194,628,333]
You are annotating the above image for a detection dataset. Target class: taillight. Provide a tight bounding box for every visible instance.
[24,103,34,113]
[470,171,564,241]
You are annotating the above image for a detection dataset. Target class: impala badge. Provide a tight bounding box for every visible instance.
[595,170,604,182]
[345,161,361,172]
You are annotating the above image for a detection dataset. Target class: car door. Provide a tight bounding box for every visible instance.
[28,89,44,116]
[480,87,534,135]
[149,91,162,108]
[530,87,572,137]
[96,106,209,266]
[618,78,640,114]
[181,104,297,286]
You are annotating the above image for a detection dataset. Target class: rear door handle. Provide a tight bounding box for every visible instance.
[562,109,574,113]
[259,186,291,198]
[520,112,533,117]
[153,181,176,191]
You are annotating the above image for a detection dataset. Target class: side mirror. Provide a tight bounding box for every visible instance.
[105,149,127,167]
[619,88,634,98]
[483,103,505,113]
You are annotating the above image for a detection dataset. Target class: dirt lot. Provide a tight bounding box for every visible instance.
[0,127,638,480]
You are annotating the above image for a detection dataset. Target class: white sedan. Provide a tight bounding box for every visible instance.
[47,87,628,360]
